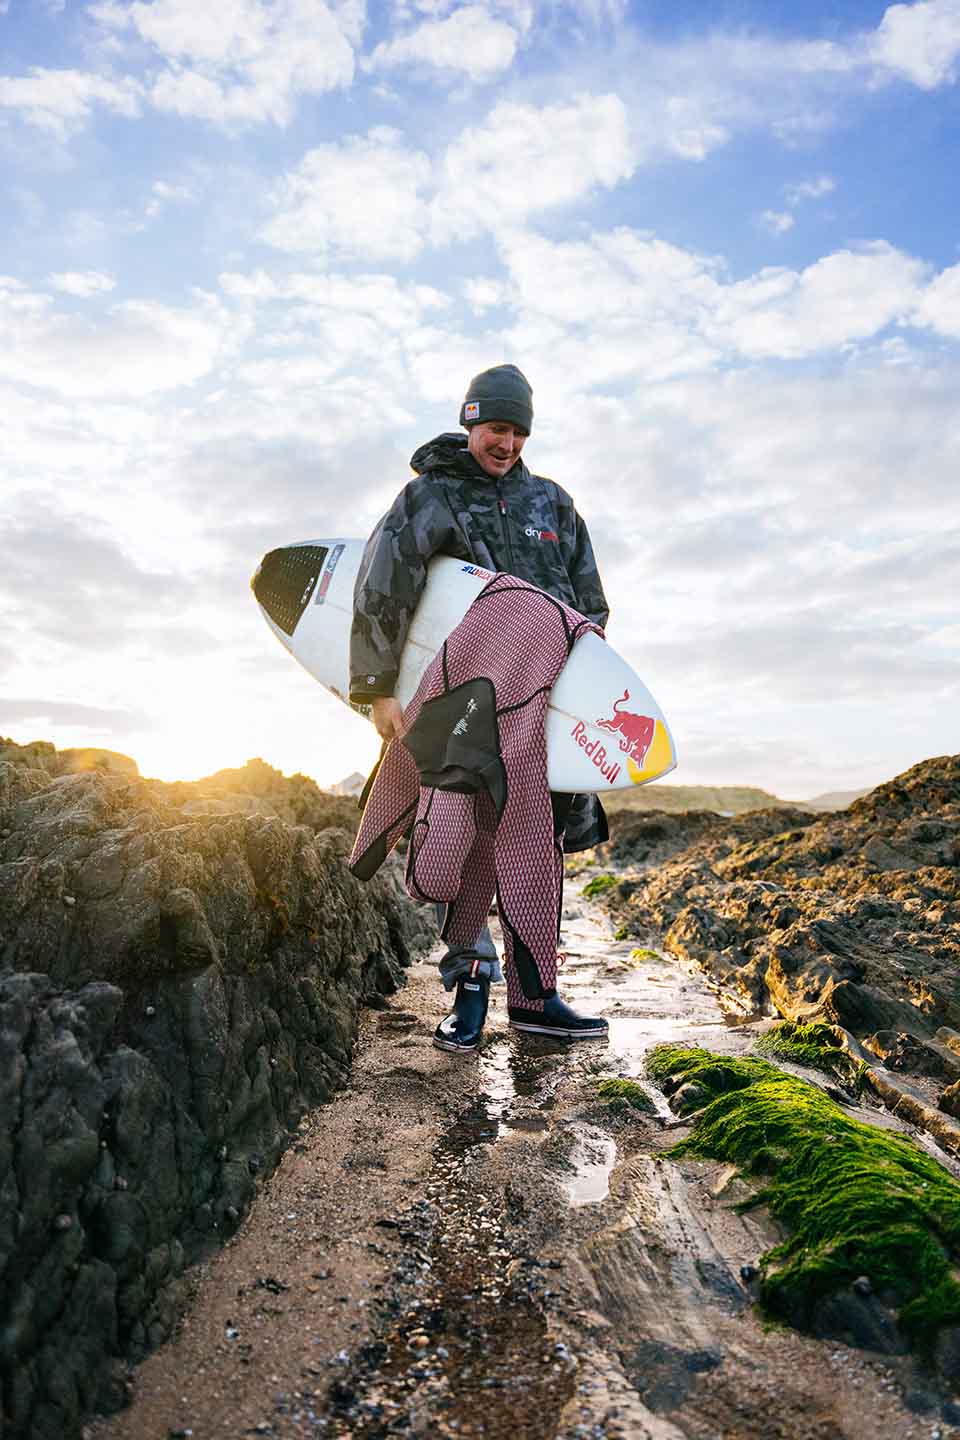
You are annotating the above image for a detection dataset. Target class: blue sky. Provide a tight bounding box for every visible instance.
[1,0,959,798]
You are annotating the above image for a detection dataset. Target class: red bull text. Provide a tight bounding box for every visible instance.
[595,690,655,767]
[570,722,621,784]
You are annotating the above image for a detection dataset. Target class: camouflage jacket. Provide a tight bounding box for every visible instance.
[349,432,609,701]
[350,433,610,852]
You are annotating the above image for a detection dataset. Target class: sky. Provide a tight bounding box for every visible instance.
[1,0,959,801]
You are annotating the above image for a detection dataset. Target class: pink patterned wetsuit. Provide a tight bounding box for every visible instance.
[348,574,602,1010]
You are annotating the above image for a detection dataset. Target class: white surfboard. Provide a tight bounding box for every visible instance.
[252,539,677,794]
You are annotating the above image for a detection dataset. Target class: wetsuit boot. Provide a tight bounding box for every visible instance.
[508,993,608,1039]
[434,975,490,1053]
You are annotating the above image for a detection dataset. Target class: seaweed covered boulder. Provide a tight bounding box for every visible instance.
[0,747,433,1440]
[647,1044,960,1380]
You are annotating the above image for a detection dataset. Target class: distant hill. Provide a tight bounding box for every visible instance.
[603,784,790,815]
[798,788,871,812]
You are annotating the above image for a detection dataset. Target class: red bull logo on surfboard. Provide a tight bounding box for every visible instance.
[569,722,621,784]
[595,690,656,768]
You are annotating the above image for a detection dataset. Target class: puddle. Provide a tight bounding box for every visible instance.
[436,1036,564,1156]
[563,1124,617,1206]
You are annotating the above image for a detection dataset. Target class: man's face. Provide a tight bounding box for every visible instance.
[466,420,528,478]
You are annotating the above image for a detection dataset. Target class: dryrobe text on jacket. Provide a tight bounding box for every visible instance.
[348,574,602,1011]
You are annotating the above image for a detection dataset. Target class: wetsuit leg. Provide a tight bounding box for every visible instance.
[437,791,502,989]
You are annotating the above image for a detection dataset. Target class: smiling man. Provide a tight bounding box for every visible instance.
[349,363,610,1050]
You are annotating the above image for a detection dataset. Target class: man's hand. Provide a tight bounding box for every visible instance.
[371,696,404,742]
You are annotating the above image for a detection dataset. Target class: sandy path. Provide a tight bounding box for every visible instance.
[89,892,958,1440]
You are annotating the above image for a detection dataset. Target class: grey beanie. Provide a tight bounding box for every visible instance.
[459,363,533,434]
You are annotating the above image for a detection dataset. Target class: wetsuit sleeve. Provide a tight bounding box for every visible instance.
[349,480,457,703]
[569,508,610,630]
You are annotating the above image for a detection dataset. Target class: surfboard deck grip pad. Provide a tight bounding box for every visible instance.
[252,545,329,636]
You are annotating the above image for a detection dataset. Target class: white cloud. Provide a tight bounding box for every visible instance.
[432,93,633,241]
[760,210,795,234]
[0,68,141,136]
[660,95,729,161]
[458,229,960,429]
[261,128,432,260]
[713,243,929,358]
[0,279,247,397]
[911,260,960,336]
[785,175,835,205]
[870,0,960,87]
[463,276,510,313]
[219,266,449,330]
[366,4,521,79]
[145,178,198,217]
[93,0,358,126]
[48,271,117,297]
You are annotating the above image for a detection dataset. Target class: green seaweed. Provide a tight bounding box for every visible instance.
[629,948,661,963]
[582,873,618,898]
[754,1021,869,1093]
[596,1078,657,1115]
[646,1044,960,1347]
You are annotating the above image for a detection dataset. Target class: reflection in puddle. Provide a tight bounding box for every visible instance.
[437,1038,565,1156]
[563,1125,617,1206]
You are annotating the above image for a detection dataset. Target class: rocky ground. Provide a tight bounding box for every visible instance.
[5,744,960,1440]
[87,891,959,1440]
[594,756,960,1084]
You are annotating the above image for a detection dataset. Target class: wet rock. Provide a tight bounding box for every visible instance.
[0,739,434,1440]
[810,1286,908,1355]
[620,1338,723,1412]
[939,1080,960,1119]
[592,756,959,1068]
[863,1030,959,1078]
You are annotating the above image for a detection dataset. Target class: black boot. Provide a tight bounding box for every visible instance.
[508,992,608,1039]
[434,976,490,1053]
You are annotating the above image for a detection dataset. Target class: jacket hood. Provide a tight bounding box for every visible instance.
[410,432,476,476]
[410,431,526,484]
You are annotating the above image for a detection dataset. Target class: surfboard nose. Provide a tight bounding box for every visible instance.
[251,544,330,636]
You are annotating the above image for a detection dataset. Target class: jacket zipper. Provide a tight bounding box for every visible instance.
[496,482,516,572]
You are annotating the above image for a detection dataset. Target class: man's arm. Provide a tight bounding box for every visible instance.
[349,478,455,717]
[569,507,609,629]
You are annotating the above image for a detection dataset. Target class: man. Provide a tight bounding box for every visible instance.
[349,363,610,1051]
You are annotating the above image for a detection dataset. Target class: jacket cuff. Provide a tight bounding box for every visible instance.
[349,670,399,704]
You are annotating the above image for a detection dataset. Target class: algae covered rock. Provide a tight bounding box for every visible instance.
[647,1044,960,1372]
[0,744,434,1440]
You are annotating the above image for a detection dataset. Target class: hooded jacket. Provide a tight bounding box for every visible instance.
[349,433,609,701]
[349,432,610,852]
